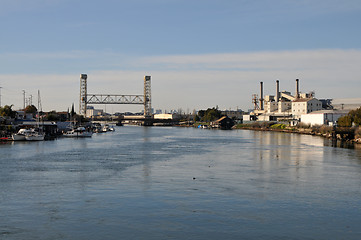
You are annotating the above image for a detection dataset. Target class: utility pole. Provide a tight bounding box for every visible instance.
[38,90,42,112]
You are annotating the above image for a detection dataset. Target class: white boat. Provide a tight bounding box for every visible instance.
[13,128,44,141]
[25,90,45,141]
[102,124,115,132]
[63,127,93,138]
[12,129,31,141]
[25,132,45,141]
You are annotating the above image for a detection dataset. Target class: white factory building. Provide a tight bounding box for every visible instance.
[292,98,322,119]
[245,79,348,125]
[300,110,349,126]
[86,106,104,118]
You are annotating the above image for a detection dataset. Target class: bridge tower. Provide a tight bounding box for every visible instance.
[144,76,151,117]
[79,74,152,117]
[79,74,87,116]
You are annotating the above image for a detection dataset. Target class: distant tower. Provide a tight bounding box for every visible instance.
[276,80,280,102]
[260,82,264,110]
[144,76,152,117]
[295,79,300,99]
[252,94,260,110]
[79,74,88,116]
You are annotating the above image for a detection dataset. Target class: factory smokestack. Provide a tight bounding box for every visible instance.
[276,80,280,102]
[295,79,299,99]
[260,81,264,110]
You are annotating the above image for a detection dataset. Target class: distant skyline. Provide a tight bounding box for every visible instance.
[1,0,360,113]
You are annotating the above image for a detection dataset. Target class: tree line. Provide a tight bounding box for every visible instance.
[337,107,361,127]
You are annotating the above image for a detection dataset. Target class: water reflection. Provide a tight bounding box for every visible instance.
[252,131,325,166]
[1,127,361,240]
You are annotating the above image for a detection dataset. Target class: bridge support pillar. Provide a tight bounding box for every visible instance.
[144,76,152,117]
[79,74,88,116]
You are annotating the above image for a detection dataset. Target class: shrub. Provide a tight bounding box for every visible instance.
[297,122,311,129]
[355,127,361,139]
[270,123,286,129]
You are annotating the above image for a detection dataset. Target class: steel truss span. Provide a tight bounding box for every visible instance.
[87,94,144,104]
[79,74,151,117]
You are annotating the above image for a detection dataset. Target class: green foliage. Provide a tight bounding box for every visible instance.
[349,108,361,125]
[0,105,16,118]
[270,123,286,129]
[355,127,361,139]
[24,105,37,114]
[338,107,361,127]
[196,107,222,122]
[46,111,60,121]
[337,115,352,127]
[71,103,76,117]
[194,114,200,122]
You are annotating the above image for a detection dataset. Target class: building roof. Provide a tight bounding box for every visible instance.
[304,109,349,115]
[292,98,319,103]
[332,98,361,104]
[213,116,228,123]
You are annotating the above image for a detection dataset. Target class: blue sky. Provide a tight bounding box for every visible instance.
[1,0,361,112]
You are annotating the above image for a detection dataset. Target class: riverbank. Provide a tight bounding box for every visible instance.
[233,122,361,144]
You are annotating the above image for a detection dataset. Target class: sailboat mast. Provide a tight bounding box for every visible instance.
[37,90,42,130]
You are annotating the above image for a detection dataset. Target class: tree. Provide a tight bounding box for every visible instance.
[24,105,37,114]
[0,105,16,118]
[71,103,75,117]
[196,107,222,122]
[338,107,361,127]
[46,111,60,121]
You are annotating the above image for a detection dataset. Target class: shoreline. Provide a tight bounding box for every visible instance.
[233,124,361,144]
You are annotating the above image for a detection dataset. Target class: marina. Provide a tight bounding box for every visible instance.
[1,126,361,239]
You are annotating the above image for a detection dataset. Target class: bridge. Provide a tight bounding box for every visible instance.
[79,74,152,120]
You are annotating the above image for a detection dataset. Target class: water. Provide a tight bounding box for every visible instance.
[1,126,361,240]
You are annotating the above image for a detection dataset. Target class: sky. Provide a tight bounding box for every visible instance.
[0,0,360,113]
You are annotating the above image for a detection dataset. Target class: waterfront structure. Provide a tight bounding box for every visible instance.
[154,113,180,120]
[300,110,348,126]
[86,106,104,118]
[246,79,324,123]
[210,116,235,130]
[331,98,361,111]
[291,98,322,119]
[221,109,243,120]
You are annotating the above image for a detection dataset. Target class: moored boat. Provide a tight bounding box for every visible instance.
[12,129,32,141]
[25,132,45,141]
[63,127,92,138]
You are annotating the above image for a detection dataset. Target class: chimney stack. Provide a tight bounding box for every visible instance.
[276,80,280,102]
[295,79,299,99]
[260,82,264,110]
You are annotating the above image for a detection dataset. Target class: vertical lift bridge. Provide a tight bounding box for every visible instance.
[79,74,151,117]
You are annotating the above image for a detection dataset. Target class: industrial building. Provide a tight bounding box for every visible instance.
[300,110,349,126]
[245,79,324,123]
[86,106,104,118]
[330,98,361,111]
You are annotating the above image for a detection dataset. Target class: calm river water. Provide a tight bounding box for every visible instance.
[1,126,361,240]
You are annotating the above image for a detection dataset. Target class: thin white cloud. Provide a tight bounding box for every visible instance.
[139,49,361,73]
